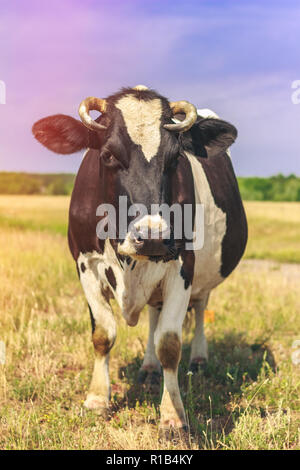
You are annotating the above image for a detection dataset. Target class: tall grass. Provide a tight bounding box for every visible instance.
[1,196,299,263]
[0,197,299,449]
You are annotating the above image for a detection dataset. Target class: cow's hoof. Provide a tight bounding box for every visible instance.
[83,395,109,418]
[137,368,161,388]
[159,425,190,446]
[189,357,207,374]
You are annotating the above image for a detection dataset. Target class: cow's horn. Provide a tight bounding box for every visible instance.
[164,100,197,132]
[78,97,108,131]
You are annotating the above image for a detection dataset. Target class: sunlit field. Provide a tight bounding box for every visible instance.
[0,197,299,263]
[0,196,299,450]
[245,201,300,263]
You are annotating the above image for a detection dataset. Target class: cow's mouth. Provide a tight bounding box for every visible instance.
[118,237,180,262]
[148,251,179,263]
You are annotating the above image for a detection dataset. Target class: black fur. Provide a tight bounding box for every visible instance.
[180,121,247,278]
[33,87,247,280]
[88,304,96,333]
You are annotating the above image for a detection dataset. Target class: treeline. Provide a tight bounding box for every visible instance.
[0,172,299,201]
[237,174,300,201]
[0,172,75,195]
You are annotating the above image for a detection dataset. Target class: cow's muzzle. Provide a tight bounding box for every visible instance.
[118,215,178,260]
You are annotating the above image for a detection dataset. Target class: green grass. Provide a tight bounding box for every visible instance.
[0,196,299,449]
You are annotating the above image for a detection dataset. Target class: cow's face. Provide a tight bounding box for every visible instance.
[33,85,237,260]
[92,87,191,260]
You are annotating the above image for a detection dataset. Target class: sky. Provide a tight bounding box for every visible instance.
[0,0,300,176]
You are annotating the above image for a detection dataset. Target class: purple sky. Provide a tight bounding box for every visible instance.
[0,0,300,176]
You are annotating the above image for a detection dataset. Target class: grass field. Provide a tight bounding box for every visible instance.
[0,196,299,450]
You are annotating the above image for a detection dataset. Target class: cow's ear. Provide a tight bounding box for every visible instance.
[32,114,100,154]
[197,118,237,157]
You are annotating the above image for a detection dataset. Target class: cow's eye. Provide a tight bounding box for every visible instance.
[101,151,119,167]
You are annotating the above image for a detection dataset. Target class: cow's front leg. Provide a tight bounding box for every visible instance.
[78,255,116,416]
[138,306,161,386]
[154,263,191,433]
[85,301,116,416]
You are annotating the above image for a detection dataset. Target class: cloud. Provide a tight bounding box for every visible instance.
[0,0,300,175]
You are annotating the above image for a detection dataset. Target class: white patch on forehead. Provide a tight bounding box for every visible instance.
[115,95,162,162]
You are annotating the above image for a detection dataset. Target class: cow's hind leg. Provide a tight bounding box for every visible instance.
[138,306,161,387]
[189,294,210,371]
[78,254,116,416]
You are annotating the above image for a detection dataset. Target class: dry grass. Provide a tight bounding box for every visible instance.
[0,196,299,450]
[244,201,300,263]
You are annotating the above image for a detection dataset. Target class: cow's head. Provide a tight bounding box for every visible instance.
[33,85,237,260]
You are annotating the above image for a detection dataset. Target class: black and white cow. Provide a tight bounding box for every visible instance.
[33,85,247,435]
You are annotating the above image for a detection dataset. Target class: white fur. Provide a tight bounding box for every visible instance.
[185,150,227,299]
[154,260,192,428]
[122,259,167,326]
[80,107,231,428]
[141,306,161,371]
[197,108,220,119]
[77,250,116,412]
[115,95,162,161]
